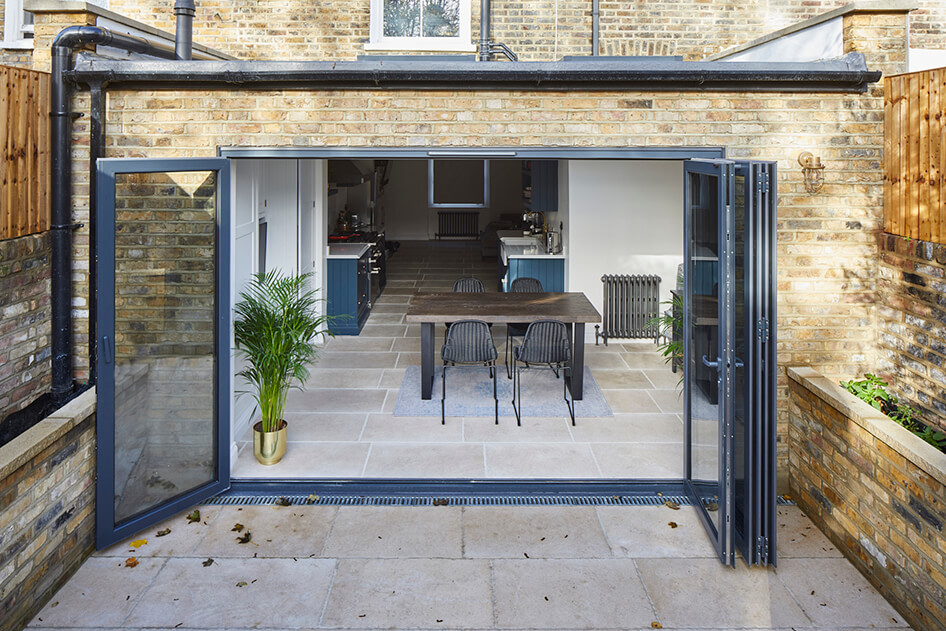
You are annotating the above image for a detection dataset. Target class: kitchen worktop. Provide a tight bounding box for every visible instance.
[327,243,371,258]
[499,234,565,264]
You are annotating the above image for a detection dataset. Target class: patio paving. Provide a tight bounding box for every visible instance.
[28,505,911,630]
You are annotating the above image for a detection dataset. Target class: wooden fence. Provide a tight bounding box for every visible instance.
[0,65,50,241]
[884,68,946,244]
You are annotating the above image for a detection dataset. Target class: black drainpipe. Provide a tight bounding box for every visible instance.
[50,26,178,403]
[477,0,517,61]
[174,0,195,60]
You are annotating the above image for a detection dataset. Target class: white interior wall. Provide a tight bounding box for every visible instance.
[379,159,523,240]
[259,160,299,276]
[566,160,684,341]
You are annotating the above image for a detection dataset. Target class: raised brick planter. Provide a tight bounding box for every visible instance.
[0,389,96,631]
[788,366,946,631]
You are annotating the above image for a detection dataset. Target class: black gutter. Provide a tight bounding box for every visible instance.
[68,52,881,92]
[50,26,178,403]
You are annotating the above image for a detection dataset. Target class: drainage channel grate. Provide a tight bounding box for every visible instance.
[204,494,796,507]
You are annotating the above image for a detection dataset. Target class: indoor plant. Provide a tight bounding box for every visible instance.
[234,271,330,465]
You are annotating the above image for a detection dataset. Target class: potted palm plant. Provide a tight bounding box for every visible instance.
[234,271,330,465]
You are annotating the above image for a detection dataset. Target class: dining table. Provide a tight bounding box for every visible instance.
[406,292,602,401]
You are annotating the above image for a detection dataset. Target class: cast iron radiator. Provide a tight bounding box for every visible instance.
[435,211,479,239]
[595,274,661,345]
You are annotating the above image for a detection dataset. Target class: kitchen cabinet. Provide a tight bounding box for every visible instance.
[327,244,370,335]
[522,160,558,213]
[504,257,565,292]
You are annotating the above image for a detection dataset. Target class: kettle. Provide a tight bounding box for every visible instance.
[545,230,562,254]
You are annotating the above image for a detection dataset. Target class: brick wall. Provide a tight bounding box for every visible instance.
[0,390,96,631]
[95,0,946,62]
[0,233,51,421]
[788,366,946,631]
[877,233,946,436]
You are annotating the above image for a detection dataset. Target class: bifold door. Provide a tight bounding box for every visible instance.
[95,158,231,549]
[683,159,776,567]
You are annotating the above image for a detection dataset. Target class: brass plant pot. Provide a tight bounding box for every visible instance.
[253,420,287,465]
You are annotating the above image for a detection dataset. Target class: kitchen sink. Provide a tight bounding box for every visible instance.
[500,236,542,246]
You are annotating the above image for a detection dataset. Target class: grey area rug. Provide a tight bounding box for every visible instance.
[394,365,613,418]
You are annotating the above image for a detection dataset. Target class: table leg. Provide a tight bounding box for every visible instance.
[421,322,434,400]
[569,323,586,400]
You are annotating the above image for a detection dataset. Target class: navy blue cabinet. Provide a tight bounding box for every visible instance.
[522,160,558,213]
[503,257,565,292]
[327,250,370,335]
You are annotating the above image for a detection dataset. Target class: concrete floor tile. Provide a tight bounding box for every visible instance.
[361,413,463,442]
[485,443,600,478]
[776,506,841,558]
[636,558,810,628]
[321,558,493,628]
[463,507,611,558]
[233,441,370,478]
[314,351,399,369]
[568,414,682,443]
[621,352,670,369]
[595,506,717,558]
[492,559,654,628]
[775,557,908,627]
[281,413,367,442]
[592,369,654,389]
[192,505,337,558]
[324,337,394,352]
[592,442,683,478]
[583,352,629,369]
[379,368,408,388]
[97,507,222,558]
[304,368,384,389]
[643,368,683,389]
[371,304,407,314]
[392,337,423,352]
[396,351,422,367]
[286,387,387,413]
[601,389,662,413]
[363,443,485,477]
[364,312,406,324]
[323,507,462,557]
[360,324,409,337]
[29,557,165,628]
[463,416,573,442]
[123,558,335,628]
[648,388,685,414]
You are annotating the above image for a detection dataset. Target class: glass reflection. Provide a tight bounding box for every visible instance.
[112,171,218,524]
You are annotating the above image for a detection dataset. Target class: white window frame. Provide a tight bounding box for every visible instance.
[366,0,475,53]
[3,0,33,49]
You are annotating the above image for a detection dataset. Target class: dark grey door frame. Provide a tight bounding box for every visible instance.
[219,146,726,160]
[95,157,231,549]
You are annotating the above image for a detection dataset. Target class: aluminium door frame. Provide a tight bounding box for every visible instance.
[95,157,232,549]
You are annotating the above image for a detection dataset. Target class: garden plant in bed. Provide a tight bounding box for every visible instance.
[841,374,946,453]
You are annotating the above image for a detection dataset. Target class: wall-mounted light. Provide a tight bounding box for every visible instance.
[798,151,825,194]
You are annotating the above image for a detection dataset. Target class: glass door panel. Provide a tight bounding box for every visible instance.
[96,158,231,548]
[684,160,733,565]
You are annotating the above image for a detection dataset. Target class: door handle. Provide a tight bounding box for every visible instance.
[702,355,721,370]
[102,336,113,364]
[734,357,745,368]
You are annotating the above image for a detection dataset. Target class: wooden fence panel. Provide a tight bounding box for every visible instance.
[885,68,946,244]
[0,65,50,241]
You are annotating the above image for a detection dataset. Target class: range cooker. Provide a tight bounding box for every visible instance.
[328,230,386,303]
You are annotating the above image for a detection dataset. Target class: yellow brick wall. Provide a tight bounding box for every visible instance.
[96,0,946,61]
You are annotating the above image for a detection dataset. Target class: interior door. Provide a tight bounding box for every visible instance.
[683,159,777,567]
[95,157,231,549]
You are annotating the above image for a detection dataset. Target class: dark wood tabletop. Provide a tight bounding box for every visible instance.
[406,292,601,324]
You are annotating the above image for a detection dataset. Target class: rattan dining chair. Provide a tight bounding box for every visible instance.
[441,319,499,425]
[504,276,543,378]
[446,277,488,331]
[511,319,575,426]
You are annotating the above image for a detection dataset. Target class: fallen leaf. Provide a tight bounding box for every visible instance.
[236,531,252,544]
[705,502,719,512]
[651,622,663,629]
[539,537,545,541]
[523,552,530,558]
[306,494,320,504]
[611,495,621,501]
[125,557,139,568]
[50,602,58,608]
[276,497,292,506]
[656,492,663,497]
[432,498,449,506]
[232,523,245,532]
[202,558,214,567]
[544,596,549,601]
[664,500,680,510]
[186,510,200,523]
[236,581,248,587]
[358,614,366,618]
[129,539,147,549]
[156,528,171,537]
[436,619,443,623]
[668,522,678,529]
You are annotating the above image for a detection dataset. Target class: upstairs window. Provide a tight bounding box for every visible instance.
[367,0,474,52]
[3,1,33,48]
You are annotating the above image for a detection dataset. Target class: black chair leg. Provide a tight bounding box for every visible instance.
[505,331,513,379]
[563,367,575,426]
[441,364,446,425]
[492,361,498,424]
[512,361,522,426]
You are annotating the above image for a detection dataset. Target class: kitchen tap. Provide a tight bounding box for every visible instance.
[523,210,547,236]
